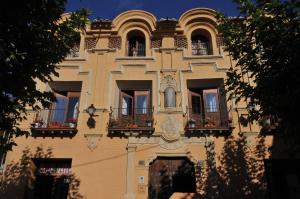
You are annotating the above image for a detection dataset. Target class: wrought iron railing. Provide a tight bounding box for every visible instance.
[128,43,146,57]
[108,107,154,129]
[185,108,232,129]
[31,108,78,129]
[192,42,212,55]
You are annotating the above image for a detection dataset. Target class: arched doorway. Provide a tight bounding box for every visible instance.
[148,157,196,199]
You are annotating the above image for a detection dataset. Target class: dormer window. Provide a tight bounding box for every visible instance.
[191,29,212,55]
[127,30,146,56]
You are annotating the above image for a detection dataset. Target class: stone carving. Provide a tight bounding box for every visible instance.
[159,138,185,150]
[160,74,177,91]
[84,134,102,151]
[160,116,181,142]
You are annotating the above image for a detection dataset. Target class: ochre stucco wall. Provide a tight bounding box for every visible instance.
[3,8,273,199]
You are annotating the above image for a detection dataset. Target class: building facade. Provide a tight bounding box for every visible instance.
[2,8,271,199]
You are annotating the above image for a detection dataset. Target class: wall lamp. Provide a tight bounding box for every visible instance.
[87,104,96,116]
[87,104,96,128]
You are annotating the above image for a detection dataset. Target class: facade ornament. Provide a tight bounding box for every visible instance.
[84,134,102,151]
[160,116,181,142]
[160,74,177,91]
[160,74,181,110]
[159,138,185,150]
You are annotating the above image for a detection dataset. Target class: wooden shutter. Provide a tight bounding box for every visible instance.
[203,89,220,127]
[134,91,149,126]
[188,90,203,126]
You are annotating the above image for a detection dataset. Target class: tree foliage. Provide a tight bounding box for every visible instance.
[217,0,300,156]
[0,0,89,151]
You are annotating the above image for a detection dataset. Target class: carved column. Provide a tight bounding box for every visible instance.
[124,145,137,199]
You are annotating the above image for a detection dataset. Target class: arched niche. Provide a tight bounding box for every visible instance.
[160,75,180,110]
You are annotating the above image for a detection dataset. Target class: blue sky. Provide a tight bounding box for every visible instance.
[66,0,240,20]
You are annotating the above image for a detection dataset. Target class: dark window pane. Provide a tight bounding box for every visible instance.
[192,95,201,114]
[122,96,132,115]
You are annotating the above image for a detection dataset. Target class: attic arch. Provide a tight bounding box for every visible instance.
[112,10,156,32]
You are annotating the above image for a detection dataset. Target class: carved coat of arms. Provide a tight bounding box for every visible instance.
[160,116,181,142]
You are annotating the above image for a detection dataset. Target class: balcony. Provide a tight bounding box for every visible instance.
[108,107,154,137]
[185,108,233,137]
[31,109,78,138]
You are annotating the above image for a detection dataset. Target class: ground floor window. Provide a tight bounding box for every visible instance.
[32,158,72,199]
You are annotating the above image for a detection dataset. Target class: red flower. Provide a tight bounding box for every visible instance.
[68,118,77,123]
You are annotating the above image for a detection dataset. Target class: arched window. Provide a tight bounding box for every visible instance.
[127,30,146,56]
[191,29,212,55]
[164,87,176,108]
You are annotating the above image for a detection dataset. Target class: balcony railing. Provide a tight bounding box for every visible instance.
[31,109,78,137]
[192,42,212,55]
[185,108,233,136]
[108,107,154,136]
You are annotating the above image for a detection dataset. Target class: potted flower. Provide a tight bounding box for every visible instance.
[68,118,77,128]
[49,121,61,128]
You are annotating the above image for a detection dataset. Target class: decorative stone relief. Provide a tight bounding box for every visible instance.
[159,138,185,150]
[84,134,102,151]
[160,74,178,92]
[160,116,181,142]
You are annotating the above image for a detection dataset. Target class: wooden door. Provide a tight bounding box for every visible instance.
[189,90,203,127]
[148,157,196,199]
[203,89,220,127]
